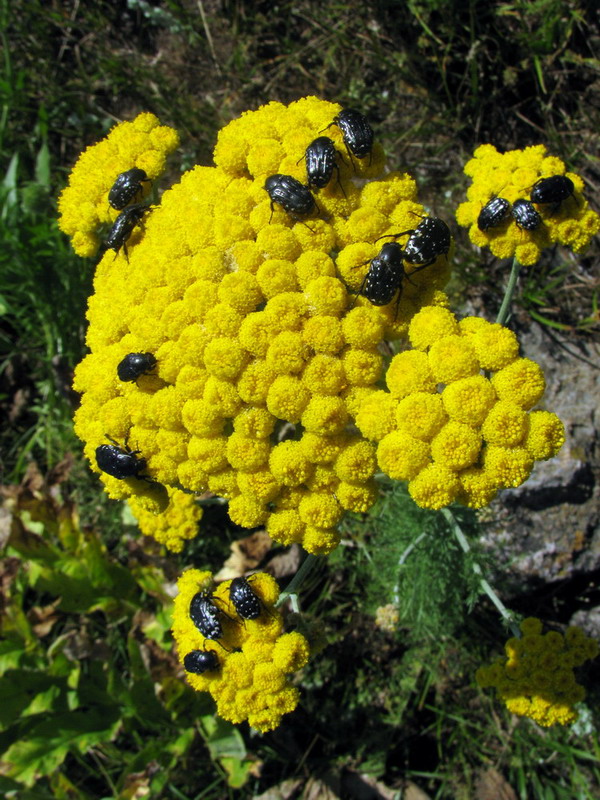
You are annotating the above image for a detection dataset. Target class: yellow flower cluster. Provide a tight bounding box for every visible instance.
[58,112,180,257]
[128,487,202,552]
[355,305,565,509]
[171,569,310,732]
[72,97,453,555]
[476,617,598,727]
[456,144,599,266]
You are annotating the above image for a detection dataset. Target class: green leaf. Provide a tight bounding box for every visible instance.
[34,141,50,189]
[201,715,247,760]
[0,708,121,787]
[0,670,68,727]
[0,638,26,672]
[49,770,90,800]
[200,716,251,788]
[220,756,254,789]
[6,518,60,565]
[2,152,18,216]
[141,603,174,648]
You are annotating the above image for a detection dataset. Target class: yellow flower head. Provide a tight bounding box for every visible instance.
[476,617,598,727]
[58,113,180,256]
[69,101,563,552]
[369,306,563,509]
[171,569,310,732]
[456,144,599,264]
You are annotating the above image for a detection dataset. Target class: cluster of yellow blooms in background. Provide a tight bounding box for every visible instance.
[476,618,599,727]
[456,144,599,266]
[171,570,310,732]
[58,97,597,731]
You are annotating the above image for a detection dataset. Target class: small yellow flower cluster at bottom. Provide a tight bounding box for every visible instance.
[171,569,310,732]
[476,617,598,727]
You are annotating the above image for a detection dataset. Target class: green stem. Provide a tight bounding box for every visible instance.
[441,508,521,637]
[496,256,521,326]
[276,553,319,611]
[398,531,428,567]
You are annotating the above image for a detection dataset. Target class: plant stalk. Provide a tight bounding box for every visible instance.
[496,256,521,326]
[276,553,319,612]
[441,508,521,637]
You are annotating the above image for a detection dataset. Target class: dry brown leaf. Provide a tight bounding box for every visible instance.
[254,778,303,800]
[21,461,45,493]
[266,543,302,580]
[47,453,75,486]
[401,781,433,800]
[214,530,273,580]
[342,771,425,800]
[120,770,152,799]
[303,776,340,800]
[27,597,62,637]
[0,556,20,608]
[475,767,517,800]
[61,628,93,661]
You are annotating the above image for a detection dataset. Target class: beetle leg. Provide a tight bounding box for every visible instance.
[350,267,371,309]
[344,145,356,172]
[393,281,404,321]
[376,229,414,243]
[333,162,346,198]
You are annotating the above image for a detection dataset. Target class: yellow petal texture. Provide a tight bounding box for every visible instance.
[456,144,599,263]
[476,617,598,727]
[171,569,310,732]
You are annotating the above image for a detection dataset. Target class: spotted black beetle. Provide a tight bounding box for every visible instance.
[183,649,219,674]
[229,576,262,620]
[264,174,316,222]
[397,216,451,268]
[530,175,574,213]
[303,136,342,192]
[325,108,374,161]
[511,199,542,231]
[105,203,148,261]
[190,590,226,641]
[95,435,147,480]
[117,352,157,382]
[477,197,511,231]
[108,168,150,210]
[355,242,406,308]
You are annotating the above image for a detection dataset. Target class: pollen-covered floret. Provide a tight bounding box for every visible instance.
[58,112,180,256]
[476,617,598,727]
[456,144,599,264]
[171,569,310,732]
